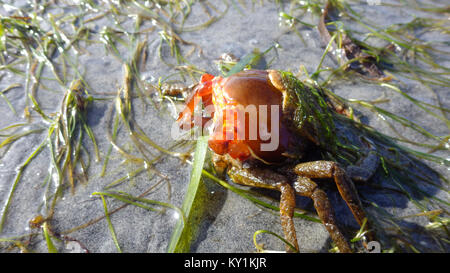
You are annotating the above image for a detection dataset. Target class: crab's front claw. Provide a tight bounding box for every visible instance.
[206,106,253,161]
[177,73,215,130]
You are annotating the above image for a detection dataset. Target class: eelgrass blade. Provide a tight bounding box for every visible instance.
[311,32,338,80]
[0,83,21,115]
[92,193,122,253]
[0,129,44,149]
[42,222,57,253]
[224,45,276,77]
[167,135,208,253]
[253,229,298,253]
[0,139,46,232]
[95,191,182,216]
[101,110,120,177]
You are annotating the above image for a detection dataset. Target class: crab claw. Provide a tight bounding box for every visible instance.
[177,73,215,130]
[207,107,253,161]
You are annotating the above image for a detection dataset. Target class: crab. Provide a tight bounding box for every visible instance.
[177,69,379,253]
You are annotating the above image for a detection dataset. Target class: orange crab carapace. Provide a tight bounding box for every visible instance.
[177,70,292,163]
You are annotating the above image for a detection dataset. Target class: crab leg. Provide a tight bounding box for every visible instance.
[227,164,353,253]
[293,176,352,253]
[278,183,298,252]
[294,161,374,242]
[226,166,299,252]
[346,151,379,182]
